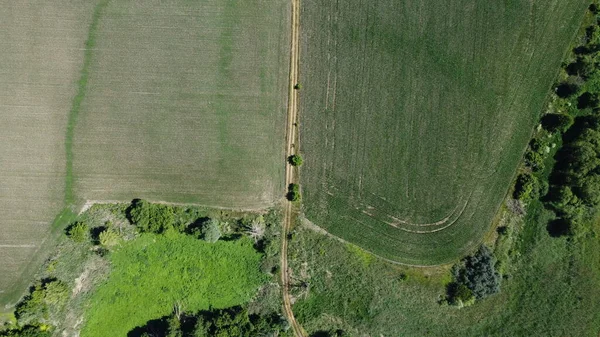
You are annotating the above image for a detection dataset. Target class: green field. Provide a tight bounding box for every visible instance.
[299,0,589,264]
[81,233,264,337]
[73,0,290,208]
[0,1,97,303]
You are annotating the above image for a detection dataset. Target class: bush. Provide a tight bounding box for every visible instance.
[525,150,544,172]
[0,326,52,337]
[129,199,175,233]
[99,229,120,247]
[15,280,69,326]
[513,173,536,201]
[66,222,89,243]
[199,218,221,243]
[446,282,475,307]
[288,154,303,166]
[287,184,301,201]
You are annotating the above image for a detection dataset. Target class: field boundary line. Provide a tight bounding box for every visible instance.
[280,0,306,336]
[300,218,455,268]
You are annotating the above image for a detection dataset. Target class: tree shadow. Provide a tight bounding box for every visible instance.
[547,218,571,237]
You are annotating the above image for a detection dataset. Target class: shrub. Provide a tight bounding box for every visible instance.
[287,184,301,201]
[199,218,221,243]
[66,222,89,243]
[513,173,536,201]
[129,199,175,233]
[99,229,120,247]
[288,154,303,166]
[446,282,475,307]
[525,150,544,172]
[15,280,69,326]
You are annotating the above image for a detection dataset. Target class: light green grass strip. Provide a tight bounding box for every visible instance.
[64,0,109,205]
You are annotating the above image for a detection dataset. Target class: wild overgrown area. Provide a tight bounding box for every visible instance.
[0,202,287,337]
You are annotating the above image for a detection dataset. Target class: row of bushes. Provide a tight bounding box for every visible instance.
[512,3,600,238]
[129,305,287,337]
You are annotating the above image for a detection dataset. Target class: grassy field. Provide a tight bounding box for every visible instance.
[0,1,97,305]
[81,233,265,337]
[288,210,600,336]
[72,0,290,209]
[299,0,589,264]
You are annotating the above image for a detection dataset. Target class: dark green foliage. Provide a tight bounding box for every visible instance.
[446,282,475,307]
[128,306,287,337]
[66,221,89,242]
[288,154,303,166]
[578,91,600,109]
[524,150,544,172]
[193,306,286,337]
[287,183,301,201]
[451,245,501,300]
[129,199,175,233]
[0,326,51,337]
[513,173,537,201]
[541,113,574,133]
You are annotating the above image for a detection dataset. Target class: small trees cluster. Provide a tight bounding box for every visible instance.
[129,199,175,234]
[287,183,301,201]
[130,306,288,337]
[15,279,69,326]
[447,245,500,307]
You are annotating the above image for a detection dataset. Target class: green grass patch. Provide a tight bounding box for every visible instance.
[289,216,600,336]
[81,232,265,337]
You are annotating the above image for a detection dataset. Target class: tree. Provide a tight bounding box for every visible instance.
[525,150,544,172]
[541,113,574,133]
[446,282,475,307]
[129,199,175,233]
[66,222,89,243]
[578,91,600,109]
[200,219,221,243]
[453,245,501,300]
[288,154,303,166]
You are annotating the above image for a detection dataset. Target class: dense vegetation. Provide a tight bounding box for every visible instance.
[129,306,287,337]
[510,2,600,239]
[1,201,285,337]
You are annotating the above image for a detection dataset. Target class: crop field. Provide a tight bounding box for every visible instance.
[73,0,290,209]
[299,0,589,264]
[0,0,290,306]
[0,1,96,303]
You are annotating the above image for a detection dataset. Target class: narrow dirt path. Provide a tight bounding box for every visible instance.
[280,0,306,336]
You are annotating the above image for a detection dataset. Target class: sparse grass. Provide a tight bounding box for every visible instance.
[289,213,600,336]
[299,0,590,264]
[72,0,290,208]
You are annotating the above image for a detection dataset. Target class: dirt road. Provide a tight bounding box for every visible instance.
[280,0,305,336]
